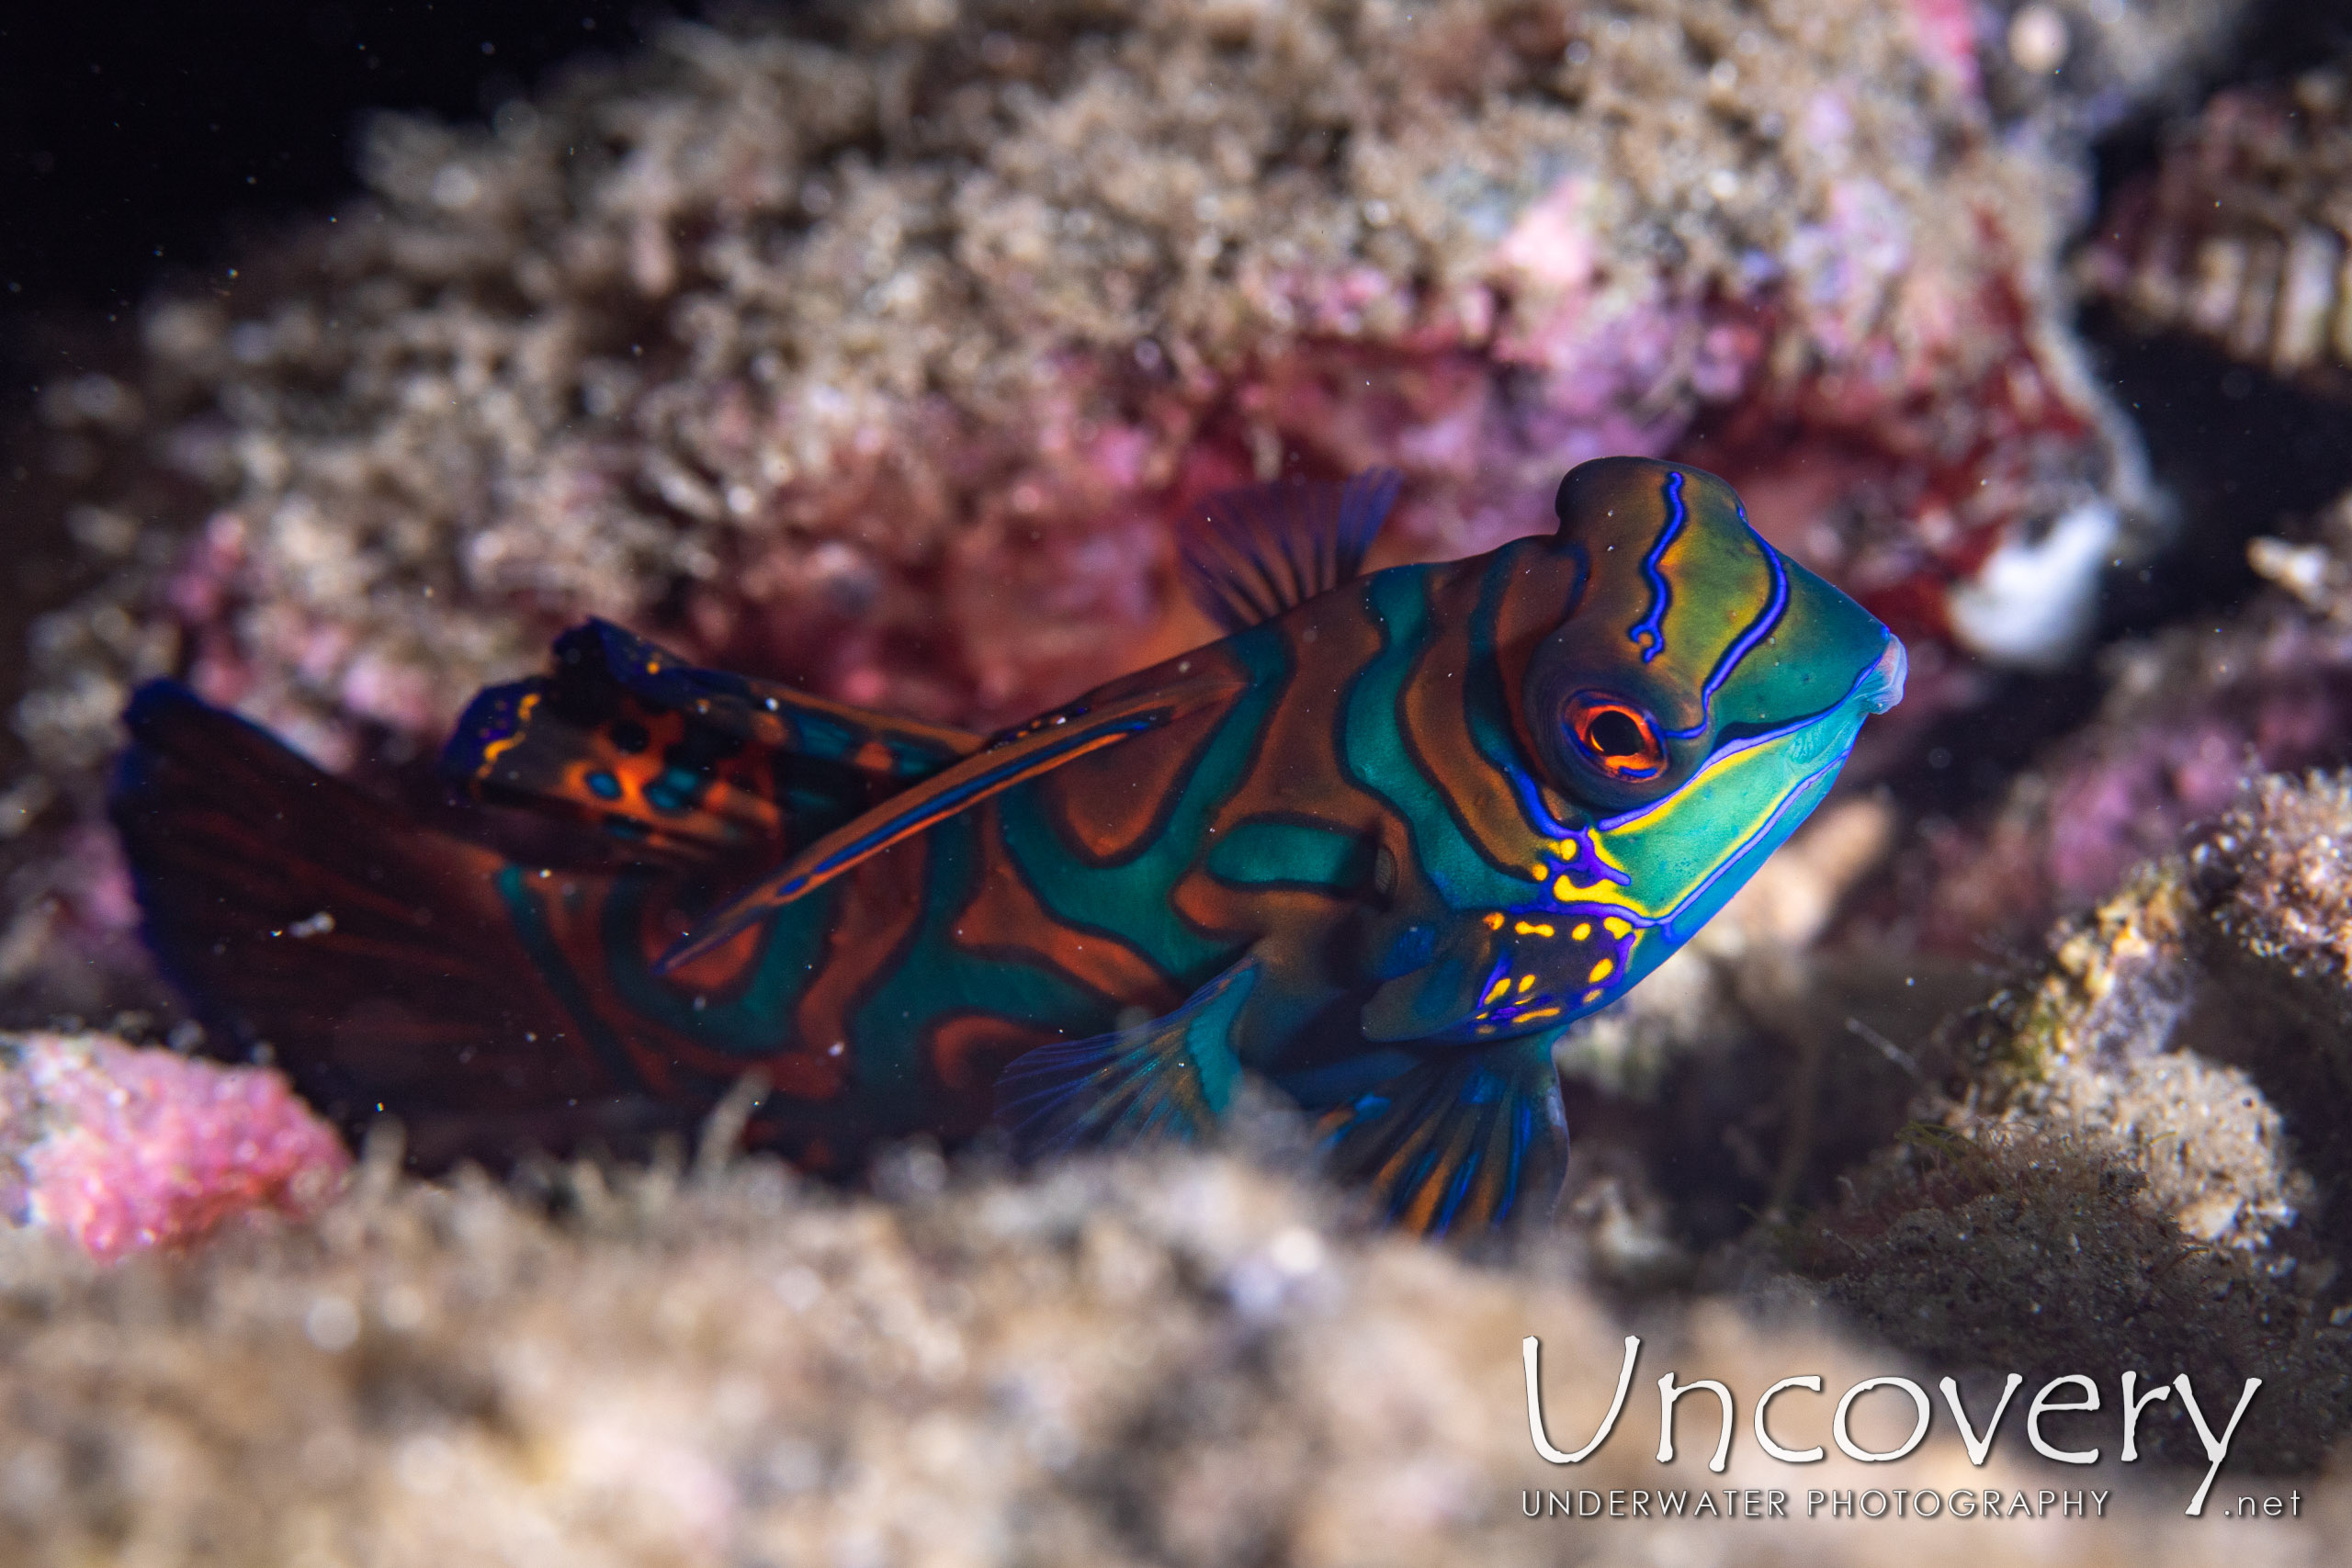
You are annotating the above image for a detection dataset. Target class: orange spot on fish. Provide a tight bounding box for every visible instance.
[477,690,539,768]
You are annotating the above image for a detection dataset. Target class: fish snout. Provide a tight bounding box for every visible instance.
[1860,634,1907,714]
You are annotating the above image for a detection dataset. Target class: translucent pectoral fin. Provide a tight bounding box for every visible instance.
[1360,925,1498,1043]
[1317,1036,1567,1236]
[993,961,1258,1156]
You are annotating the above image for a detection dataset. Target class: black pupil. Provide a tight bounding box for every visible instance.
[1587,709,1646,759]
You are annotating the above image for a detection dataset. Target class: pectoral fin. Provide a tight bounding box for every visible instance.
[660,676,1243,971]
[1317,1037,1567,1236]
[993,961,1257,1155]
[1361,924,1499,1043]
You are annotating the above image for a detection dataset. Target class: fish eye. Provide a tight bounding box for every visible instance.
[1563,692,1668,782]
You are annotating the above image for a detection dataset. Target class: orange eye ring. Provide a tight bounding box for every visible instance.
[1563,692,1668,781]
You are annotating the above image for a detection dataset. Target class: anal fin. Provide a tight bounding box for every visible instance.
[1317,1037,1566,1236]
[993,962,1257,1155]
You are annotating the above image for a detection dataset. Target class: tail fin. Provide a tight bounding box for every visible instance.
[109,682,639,1152]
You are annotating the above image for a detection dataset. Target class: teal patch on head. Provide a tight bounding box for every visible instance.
[1703,553,1897,739]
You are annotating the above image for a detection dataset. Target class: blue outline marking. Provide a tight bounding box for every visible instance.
[1434,1144,1482,1234]
[1595,646,1890,833]
[1661,503,1791,741]
[1498,1099,1531,1224]
[1504,773,1577,841]
[1624,470,1687,663]
[1551,828,1631,890]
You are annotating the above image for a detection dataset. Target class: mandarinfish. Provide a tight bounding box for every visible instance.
[112,457,1903,1235]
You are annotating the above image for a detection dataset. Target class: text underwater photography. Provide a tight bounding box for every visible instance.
[1516,1333,2301,1525]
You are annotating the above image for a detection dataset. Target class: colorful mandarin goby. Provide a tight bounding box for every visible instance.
[110,457,1905,1234]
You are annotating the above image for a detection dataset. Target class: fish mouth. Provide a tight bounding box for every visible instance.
[1859,634,1907,714]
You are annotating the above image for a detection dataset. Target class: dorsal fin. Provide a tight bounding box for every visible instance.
[1179,467,1402,632]
[444,620,983,865]
[657,675,1247,973]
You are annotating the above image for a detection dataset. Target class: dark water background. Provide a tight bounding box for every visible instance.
[0,2,716,786]
[5,0,2352,824]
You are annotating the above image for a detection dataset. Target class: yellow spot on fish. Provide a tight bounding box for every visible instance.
[1588,958,1615,983]
[1603,917,1632,939]
[1570,921,1592,942]
[1553,874,1576,899]
[1517,974,1536,995]
[1484,977,1510,1004]
[1582,987,1603,1004]
[1513,920,1555,937]
[1528,863,1548,881]
[1484,911,1506,931]
[1518,1006,1560,1023]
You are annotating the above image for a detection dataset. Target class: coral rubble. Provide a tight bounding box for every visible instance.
[0,1143,2327,1567]
[2084,63,2352,393]
[1795,773,2352,1473]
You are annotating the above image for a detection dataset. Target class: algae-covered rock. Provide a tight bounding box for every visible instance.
[2191,772,2352,1045]
[0,1138,2324,1568]
[1793,772,2352,1472]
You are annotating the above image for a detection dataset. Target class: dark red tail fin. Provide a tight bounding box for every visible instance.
[108,682,648,1156]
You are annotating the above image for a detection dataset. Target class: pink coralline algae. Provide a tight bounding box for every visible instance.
[1900,566,2352,957]
[0,1033,350,1261]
